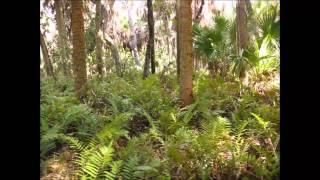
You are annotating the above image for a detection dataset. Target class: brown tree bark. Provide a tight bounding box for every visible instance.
[177,0,193,107]
[143,39,151,79]
[175,1,180,78]
[95,0,103,76]
[236,0,249,51]
[148,0,155,74]
[236,0,249,81]
[54,0,70,76]
[40,32,54,77]
[71,0,87,97]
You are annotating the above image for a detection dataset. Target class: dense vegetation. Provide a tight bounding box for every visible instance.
[41,1,279,179]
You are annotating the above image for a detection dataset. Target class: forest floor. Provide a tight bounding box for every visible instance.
[41,70,279,180]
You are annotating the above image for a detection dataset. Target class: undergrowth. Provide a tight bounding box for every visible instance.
[40,71,279,179]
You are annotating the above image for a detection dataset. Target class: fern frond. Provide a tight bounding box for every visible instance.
[60,135,86,151]
[121,156,140,180]
[180,101,198,124]
[75,141,114,179]
[104,160,123,180]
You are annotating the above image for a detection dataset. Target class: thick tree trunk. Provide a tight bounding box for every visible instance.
[95,0,103,75]
[103,34,121,77]
[127,0,141,67]
[40,32,54,77]
[54,0,70,76]
[177,0,193,107]
[71,0,87,98]
[147,0,155,74]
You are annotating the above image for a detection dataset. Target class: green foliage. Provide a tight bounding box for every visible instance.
[257,4,280,49]
[41,1,280,179]
[41,72,279,179]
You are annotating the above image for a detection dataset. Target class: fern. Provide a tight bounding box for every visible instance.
[75,141,114,179]
[121,156,140,180]
[180,101,198,124]
[104,160,123,180]
[60,135,87,151]
[97,112,133,143]
[251,112,269,130]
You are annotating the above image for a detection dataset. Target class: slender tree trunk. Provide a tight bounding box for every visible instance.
[164,15,171,62]
[194,0,204,23]
[236,0,249,51]
[236,0,249,81]
[208,61,215,79]
[143,39,151,79]
[71,0,87,98]
[95,0,103,76]
[175,2,180,78]
[54,0,70,76]
[127,0,141,67]
[147,0,155,74]
[40,32,54,77]
[103,34,121,77]
[177,0,193,107]
[101,1,121,76]
[143,0,155,78]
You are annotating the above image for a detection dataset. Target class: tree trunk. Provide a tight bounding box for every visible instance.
[101,1,121,76]
[175,1,180,78]
[71,0,87,98]
[103,34,121,77]
[236,0,249,80]
[147,0,155,74]
[194,0,204,23]
[236,0,249,51]
[164,14,171,62]
[127,0,141,67]
[54,0,70,76]
[95,0,103,75]
[143,38,151,79]
[40,32,54,77]
[177,0,193,107]
[208,61,215,79]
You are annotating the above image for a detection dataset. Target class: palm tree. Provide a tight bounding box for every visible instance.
[71,0,87,98]
[177,0,193,107]
[257,4,280,51]
[193,15,233,78]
